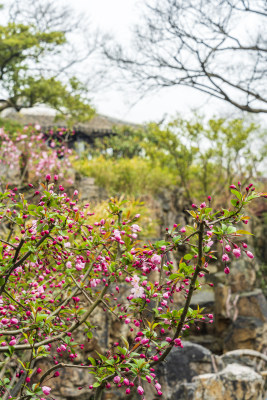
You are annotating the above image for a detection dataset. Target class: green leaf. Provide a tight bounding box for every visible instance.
[95,351,107,362]
[117,346,127,355]
[231,189,242,200]
[154,240,170,248]
[226,226,236,234]
[247,194,258,201]
[121,336,129,350]
[173,235,181,244]
[87,331,93,339]
[36,314,47,323]
[236,230,253,235]
[88,357,96,366]
[231,199,238,207]
[221,223,227,231]
[184,254,193,260]
[169,273,180,280]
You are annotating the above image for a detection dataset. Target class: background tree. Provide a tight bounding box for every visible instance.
[104,0,267,113]
[0,0,101,122]
[144,116,266,199]
[75,116,266,202]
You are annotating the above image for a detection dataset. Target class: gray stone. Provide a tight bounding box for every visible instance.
[224,316,267,352]
[192,363,265,400]
[156,342,214,399]
[191,290,215,307]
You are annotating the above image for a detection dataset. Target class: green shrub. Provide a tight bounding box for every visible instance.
[73,156,176,197]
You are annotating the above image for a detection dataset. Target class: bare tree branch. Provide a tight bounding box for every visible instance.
[104,0,267,113]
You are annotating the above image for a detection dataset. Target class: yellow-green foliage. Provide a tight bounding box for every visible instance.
[82,196,159,239]
[73,156,176,197]
[73,115,266,206]
[0,118,23,136]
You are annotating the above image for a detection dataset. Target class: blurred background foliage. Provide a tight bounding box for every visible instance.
[74,115,266,204]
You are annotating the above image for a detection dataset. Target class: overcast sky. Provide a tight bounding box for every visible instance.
[2,0,266,126]
[67,0,248,124]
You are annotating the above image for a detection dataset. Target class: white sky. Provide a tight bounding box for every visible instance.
[67,0,247,124]
[1,0,266,126]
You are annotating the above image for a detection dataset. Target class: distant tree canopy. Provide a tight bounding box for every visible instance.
[105,0,267,114]
[0,0,96,123]
[77,116,266,201]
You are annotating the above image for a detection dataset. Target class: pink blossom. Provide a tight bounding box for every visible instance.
[151,254,161,265]
[174,338,182,347]
[233,248,241,258]
[246,251,254,259]
[90,279,100,287]
[113,229,121,241]
[75,262,85,271]
[137,386,144,395]
[131,286,145,298]
[200,202,206,208]
[224,267,230,274]
[225,244,231,252]
[222,254,230,262]
[131,224,141,233]
[9,339,16,346]
[141,338,149,345]
[42,386,51,396]
[180,227,186,233]
[114,376,120,384]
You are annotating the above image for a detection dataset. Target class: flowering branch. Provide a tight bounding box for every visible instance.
[0,177,264,400]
